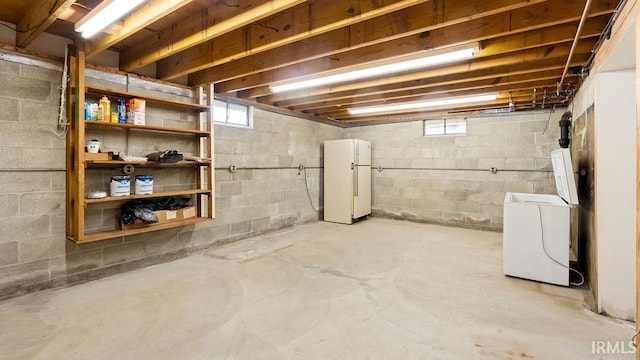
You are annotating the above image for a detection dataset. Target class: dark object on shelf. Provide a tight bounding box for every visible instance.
[120,197,192,225]
[146,150,184,163]
[559,111,572,148]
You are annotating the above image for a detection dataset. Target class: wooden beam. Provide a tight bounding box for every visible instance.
[230,13,609,98]
[119,0,306,72]
[189,0,614,87]
[291,70,569,113]
[156,0,428,80]
[259,39,597,104]
[272,56,588,109]
[262,20,604,106]
[16,0,76,48]
[313,79,562,118]
[86,0,194,57]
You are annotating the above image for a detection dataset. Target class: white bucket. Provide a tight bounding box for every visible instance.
[110,176,130,197]
[134,175,153,195]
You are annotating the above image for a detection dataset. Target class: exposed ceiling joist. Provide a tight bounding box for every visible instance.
[16,0,76,48]
[119,0,307,72]
[85,0,195,57]
[210,1,613,97]
[156,0,428,80]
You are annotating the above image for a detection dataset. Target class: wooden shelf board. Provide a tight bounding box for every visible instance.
[86,85,210,111]
[85,121,210,136]
[86,160,211,167]
[85,189,211,204]
[73,217,212,243]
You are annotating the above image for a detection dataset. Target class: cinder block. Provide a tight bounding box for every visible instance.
[479,181,505,192]
[505,181,533,193]
[21,100,56,124]
[64,249,103,274]
[0,259,49,288]
[0,60,20,74]
[0,73,51,102]
[444,190,468,201]
[455,201,480,213]
[219,181,243,196]
[0,241,18,266]
[18,235,65,262]
[505,157,534,170]
[103,241,145,266]
[0,194,19,217]
[251,216,271,232]
[231,220,251,235]
[0,99,19,122]
[0,215,50,243]
[519,120,548,133]
[19,191,64,216]
[20,147,65,169]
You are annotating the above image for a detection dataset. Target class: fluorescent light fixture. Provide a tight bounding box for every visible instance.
[348,94,499,115]
[270,43,480,93]
[75,0,145,38]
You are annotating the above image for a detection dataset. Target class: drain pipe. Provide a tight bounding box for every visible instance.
[557,0,593,95]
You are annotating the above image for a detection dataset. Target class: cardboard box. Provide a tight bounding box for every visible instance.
[128,98,146,125]
[117,206,196,230]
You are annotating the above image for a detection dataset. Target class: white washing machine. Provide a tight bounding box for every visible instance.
[503,148,579,286]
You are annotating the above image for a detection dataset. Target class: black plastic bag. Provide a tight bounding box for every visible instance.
[120,197,192,225]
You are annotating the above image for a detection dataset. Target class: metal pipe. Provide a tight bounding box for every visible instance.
[214,166,322,171]
[558,0,593,94]
[378,167,552,173]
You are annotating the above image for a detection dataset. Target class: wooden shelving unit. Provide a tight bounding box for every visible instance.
[85,121,210,136]
[85,189,212,204]
[66,44,215,244]
[85,160,211,168]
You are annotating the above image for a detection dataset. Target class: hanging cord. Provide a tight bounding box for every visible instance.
[536,204,584,286]
[632,327,640,348]
[51,45,69,139]
[303,166,320,211]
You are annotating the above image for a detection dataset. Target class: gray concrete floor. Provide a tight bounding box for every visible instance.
[0,218,634,359]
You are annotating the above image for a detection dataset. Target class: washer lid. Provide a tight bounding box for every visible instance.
[551,148,579,205]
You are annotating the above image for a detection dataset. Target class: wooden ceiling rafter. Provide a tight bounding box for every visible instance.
[16,0,76,48]
[85,0,195,57]
[193,0,614,91]
[258,39,598,105]
[119,0,307,72]
[156,0,429,80]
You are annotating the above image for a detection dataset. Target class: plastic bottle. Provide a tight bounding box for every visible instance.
[99,96,110,122]
[117,99,126,123]
[97,104,104,122]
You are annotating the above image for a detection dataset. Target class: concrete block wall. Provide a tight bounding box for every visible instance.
[0,58,340,299]
[344,111,562,230]
[0,54,561,298]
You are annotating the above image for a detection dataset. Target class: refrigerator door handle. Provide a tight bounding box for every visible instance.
[354,163,358,197]
[354,140,359,166]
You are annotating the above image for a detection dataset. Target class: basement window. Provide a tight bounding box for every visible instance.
[424,119,467,136]
[213,99,253,128]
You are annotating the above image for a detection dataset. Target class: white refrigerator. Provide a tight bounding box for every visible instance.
[324,139,371,224]
[503,148,579,286]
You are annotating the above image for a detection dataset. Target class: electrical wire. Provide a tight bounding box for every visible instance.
[302,166,320,211]
[536,204,585,286]
[542,107,555,135]
[51,45,69,140]
[632,327,640,348]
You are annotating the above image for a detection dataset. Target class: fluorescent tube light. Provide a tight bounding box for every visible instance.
[348,94,499,115]
[75,0,145,38]
[270,43,480,93]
